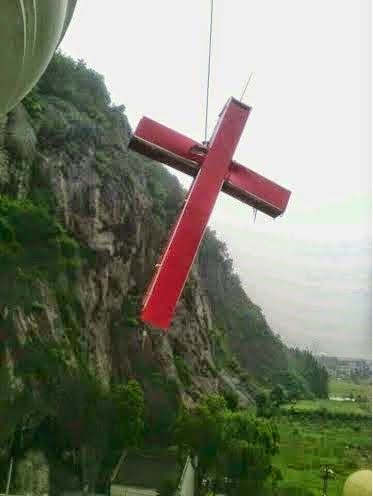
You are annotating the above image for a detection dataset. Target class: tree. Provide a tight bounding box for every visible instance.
[222,410,279,495]
[174,394,227,493]
[255,392,272,418]
[174,394,280,495]
[14,337,145,493]
[111,380,145,449]
[222,390,239,412]
[289,348,329,399]
[270,385,287,407]
[0,196,80,313]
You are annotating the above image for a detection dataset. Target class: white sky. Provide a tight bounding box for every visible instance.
[61,0,372,359]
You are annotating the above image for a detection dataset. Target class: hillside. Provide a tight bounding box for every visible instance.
[0,53,327,491]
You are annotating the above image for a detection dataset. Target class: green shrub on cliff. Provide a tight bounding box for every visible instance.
[0,196,80,309]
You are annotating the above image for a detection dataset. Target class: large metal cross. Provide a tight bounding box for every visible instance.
[129,97,291,330]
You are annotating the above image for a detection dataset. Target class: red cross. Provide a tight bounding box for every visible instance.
[129,97,291,330]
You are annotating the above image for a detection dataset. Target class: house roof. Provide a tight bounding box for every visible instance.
[112,453,181,490]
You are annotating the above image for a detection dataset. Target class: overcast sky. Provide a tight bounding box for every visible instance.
[61,0,371,359]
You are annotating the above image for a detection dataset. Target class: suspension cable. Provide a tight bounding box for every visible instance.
[204,0,214,143]
[239,72,254,102]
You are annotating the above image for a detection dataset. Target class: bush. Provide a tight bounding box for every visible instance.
[0,196,81,307]
[174,355,192,387]
[270,385,287,406]
[22,86,43,120]
[38,52,111,114]
[222,389,240,411]
[227,358,241,374]
[255,392,273,418]
[121,294,140,327]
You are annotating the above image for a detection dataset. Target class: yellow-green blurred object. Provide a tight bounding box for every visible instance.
[343,470,372,496]
[0,0,77,115]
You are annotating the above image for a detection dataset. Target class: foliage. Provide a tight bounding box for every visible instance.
[174,355,192,387]
[121,294,140,327]
[198,230,297,392]
[0,363,34,450]
[142,160,183,226]
[289,348,329,399]
[270,385,287,407]
[208,327,231,369]
[28,161,56,213]
[222,389,240,412]
[174,394,279,495]
[274,415,371,496]
[255,392,273,419]
[38,52,111,117]
[281,399,371,420]
[0,196,80,309]
[144,373,181,444]
[272,370,310,402]
[198,230,329,401]
[12,336,145,492]
[329,378,371,402]
[223,410,280,495]
[6,104,37,160]
[22,87,44,121]
[227,357,241,374]
[0,147,9,185]
[94,150,111,177]
[111,380,145,449]
[0,196,79,276]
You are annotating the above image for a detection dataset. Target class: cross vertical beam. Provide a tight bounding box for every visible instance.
[141,98,251,329]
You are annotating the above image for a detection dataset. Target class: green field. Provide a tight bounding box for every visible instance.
[282,399,370,417]
[275,416,372,496]
[329,379,371,401]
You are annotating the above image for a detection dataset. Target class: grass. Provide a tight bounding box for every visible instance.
[329,378,371,401]
[282,399,370,417]
[275,416,371,496]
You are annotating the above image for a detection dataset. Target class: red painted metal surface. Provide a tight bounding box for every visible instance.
[130,117,290,218]
[140,98,251,329]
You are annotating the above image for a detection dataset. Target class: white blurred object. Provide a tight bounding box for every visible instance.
[0,0,77,115]
[343,470,372,496]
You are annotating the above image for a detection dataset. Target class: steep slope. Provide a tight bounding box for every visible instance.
[198,230,328,398]
[198,230,293,390]
[0,55,219,436]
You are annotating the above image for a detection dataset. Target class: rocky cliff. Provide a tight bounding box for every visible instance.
[0,53,325,424]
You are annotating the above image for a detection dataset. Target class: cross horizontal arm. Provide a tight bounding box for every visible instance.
[129,118,291,218]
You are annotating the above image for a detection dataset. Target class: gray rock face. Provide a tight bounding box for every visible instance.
[0,98,220,405]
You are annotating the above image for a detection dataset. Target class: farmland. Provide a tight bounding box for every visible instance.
[329,378,371,401]
[275,416,371,496]
[274,378,371,495]
[281,399,370,418]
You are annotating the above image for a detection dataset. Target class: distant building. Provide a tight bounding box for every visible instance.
[316,354,372,381]
[110,452,195,496]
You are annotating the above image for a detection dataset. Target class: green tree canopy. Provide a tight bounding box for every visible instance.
[11,337,145,493]
[270,385,287,407]
[174,394,279,495]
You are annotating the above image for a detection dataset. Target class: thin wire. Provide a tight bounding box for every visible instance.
[204,0,214,143]
[252,207,258,223]
[239,72,253,102]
